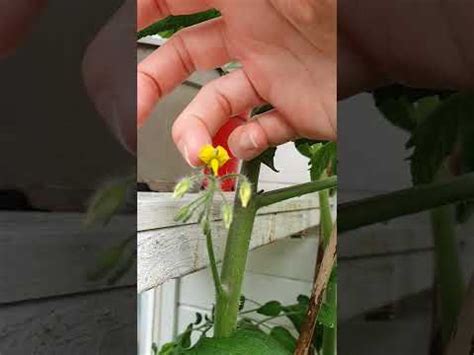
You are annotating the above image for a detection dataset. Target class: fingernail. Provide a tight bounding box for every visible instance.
[182,143,197,168]
[240,130,259,151]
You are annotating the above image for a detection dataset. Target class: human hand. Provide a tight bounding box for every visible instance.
[0,0,136,154]
[338,0,474,99]
[137,0,336,165]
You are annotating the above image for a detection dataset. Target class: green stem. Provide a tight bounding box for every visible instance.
[204,224,223,296]
[253,311,305,326]
[430,204,465,345]
[213,159,261,338]
[319,188,333,248]
[318,183,337,355]
[257,176,338,208]
[338,172,474,233]
[322,274,337,355]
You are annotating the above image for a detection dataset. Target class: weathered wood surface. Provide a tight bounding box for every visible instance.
[137,192,320,293]
[170,219,474,325]
[0,288,136,354]
[0,212,135,304]
[339,220,474,320]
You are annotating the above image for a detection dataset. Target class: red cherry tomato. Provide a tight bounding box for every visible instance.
[203,114,247,191]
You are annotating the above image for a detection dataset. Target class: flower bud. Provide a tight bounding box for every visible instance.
[173,177,192,199]
[174,205,191,222]
[222,203,233,229]
[239,180,252,208]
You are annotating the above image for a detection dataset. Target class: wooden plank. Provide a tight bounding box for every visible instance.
[138,192,319,231]
[169,222,473,325]
[339,224,434,259]
[137,200,319,293]
[339,292,433,355]
[0,212,135,304]
[178,268,312,314]
[0,288,135,354]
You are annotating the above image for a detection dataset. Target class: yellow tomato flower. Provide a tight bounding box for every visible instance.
[198,144,230,176]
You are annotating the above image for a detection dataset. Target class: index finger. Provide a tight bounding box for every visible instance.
[138,0,212,30]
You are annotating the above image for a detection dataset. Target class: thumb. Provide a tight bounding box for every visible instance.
[228,110,297,160]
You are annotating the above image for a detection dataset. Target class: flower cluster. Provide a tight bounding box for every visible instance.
[172,145,252,231]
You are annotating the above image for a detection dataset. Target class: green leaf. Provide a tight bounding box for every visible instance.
[374,95,417,132]
[269,327,297,353]
[294,139,322,157]
[184,329,291,354]
[281,303,306,332]
[84,177,132,227]
[237,318,259,331]
[297,294,310,306]
[317,302,336,329]
[412,96,440,125]
[373,84,455,105]
[373,84,455,132]
[251,104,274,116]
[309,142,337,180]
[239,295,246,311]
[194,313,203,325]
[178,324,193,349]
[257,301,282,316]
[158,342,178,355]
[407,93,474,185]
[281,296,323,350]
[138,10,221,39]
[256,147,279,173]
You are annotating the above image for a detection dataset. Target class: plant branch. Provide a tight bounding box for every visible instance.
[204,224,223,296]
[295,226,337,355]
[430,204,465,346]
[319,185,337,355]
[256,176,337,208]
[446,276,474,355]
[338,172,474,233]
[213,159,261,338]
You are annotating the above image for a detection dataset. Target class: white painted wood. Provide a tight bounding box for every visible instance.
[340,292,433,355]
[0,288,136,354]
[339,222,474,320]
[259,142,311,191]
[0,212,135,304]
[138,199,320,293]
[138,192,318,232]
[246,236,318,282]
[154,279,180,345]
[138,289,156,355]
[339,224,435,258]
[162,221,474,343]
[178,268,312,317]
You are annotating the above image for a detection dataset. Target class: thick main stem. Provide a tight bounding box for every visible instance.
[213,160,261,338]
[430,204,465,345]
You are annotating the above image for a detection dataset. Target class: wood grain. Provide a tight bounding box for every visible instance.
[137,192,320,293]
[0,212,135,304]
[0,288,135,354]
